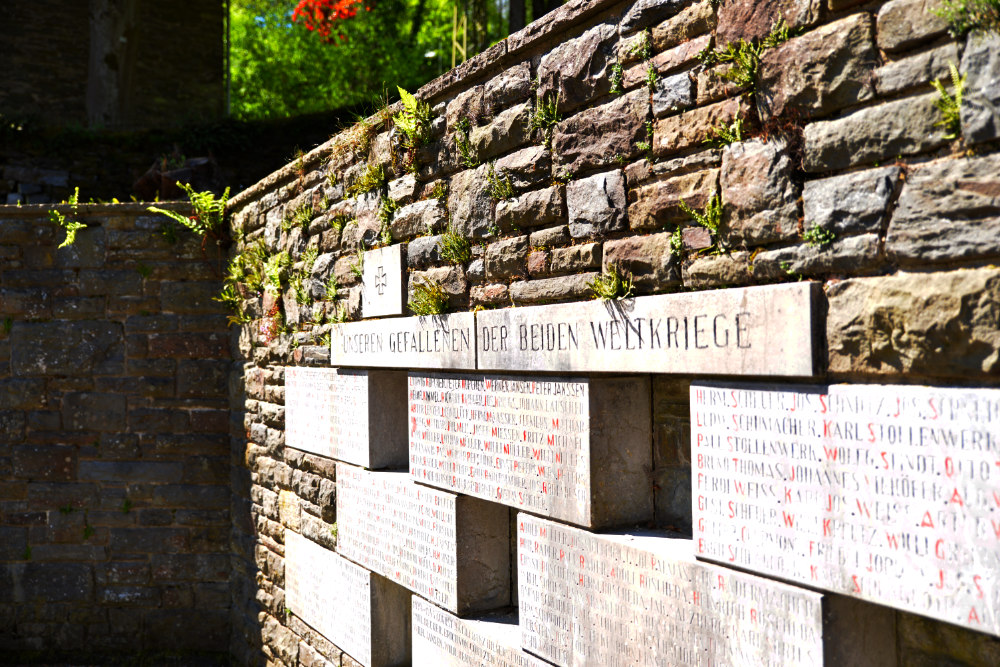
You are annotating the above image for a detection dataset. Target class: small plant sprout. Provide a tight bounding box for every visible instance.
[646,64,658,91]
[636,120,654,158]
[931,62,967,140]
[264,251,292,293]
[121,498,133,514]
[933,0,1000,36]
[3,317,13,335]
[455,117,479,168]
[609,60,625,95]
[679,194,723,235]
[438,226,472,265]
[325,275,339,301]
[803,224,836,248]
[531,93,561,149]
[148,183,230,247]
[409,277,449,315]
[330,214,352,235]
[669,226,685,258]
[704,117,745,148]
[350,248,365,278]
[282,201,314,232]
[485,162,515,201]
[377,197,398,246]
[346,162,387,199]
[48,187,85,248]
[699,16,797,94]
[393,86,433,150]
[588,263,635,301]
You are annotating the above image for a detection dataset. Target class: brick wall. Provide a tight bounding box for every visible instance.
[0,203,232,660]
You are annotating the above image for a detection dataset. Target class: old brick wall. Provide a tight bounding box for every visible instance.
[0,204,232,660]
[225,0,1000,665]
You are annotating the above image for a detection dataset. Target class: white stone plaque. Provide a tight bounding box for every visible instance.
[408,373,652,528]
[362,244,405,318]
[518,514,824,667]
[284,367,407,469]
[331,312,476,370]
[692,382,1000,636]
[285,530,373,666]
[336,463,509,614]
[476,283,817,375]
[412,596,548,667]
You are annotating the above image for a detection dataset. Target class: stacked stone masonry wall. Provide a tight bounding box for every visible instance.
[227,0,1000,664]
[0,204,232,659]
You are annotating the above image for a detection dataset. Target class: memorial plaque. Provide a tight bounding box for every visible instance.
[476,283,817,375]
[336,462,510,615]
[692,382,1000,636]
[285,367,407,469]
[331,312,476,370]
[285,530,411,667]
[362,244,406,318]
[408,373,652,528]
[517,514,824,667]
[412,596,548,667]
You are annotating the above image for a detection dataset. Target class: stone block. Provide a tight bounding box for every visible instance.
[537,22,617,113]
[716,0,821,43]
[721,138,799,245]
[827,267,1000,377]
[620,0,686,34]
[12,445,76,482]
[960,32,1000,144]
[494,145,552,192]
[331,313,476,369]
[144,609,229,653]
[887,154,1000,265]
[636,34,709,84]
[0,411,26,443]
[653,1,717,51]
[408,266,467,309]
[803,166,901,235]
[494,186,564,231]
[652,72,695,117]
[875,43,959,95]
[448,166,494,239]
[410,373,652,528]
[285,367,407,469]
[79,461,184,484]
[11,321,123,376]
[152,484,229,510]
[758,13,878,121]
[160,281,224,315]
[471,284,510,307]
[406,234,442,269]
[337,464,510,614]
[391,199,447,240]
[603,232,680,288]
[683,249,751,291]
[509,273,597,305]
[483,61,532,114]
[53,226,105,269]
[485,236,529,280]
[447,84,486,127]
[550,242,601,274]
[752,233,883,277]
[470,103,531,161]
[62,392,126,431]
[0,563,93,603]
[628,168,719,230]
[803,93,948,172]
[654,98,740,158]
[876,0,948,51]
[362,244,406,318]
[566,170,628,238]
[553,90,647,176]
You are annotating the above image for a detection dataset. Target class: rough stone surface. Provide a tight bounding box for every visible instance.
[960,32,1000,145]
[652,72,695,118]
[628,169,719,230]
[620,0,686,34]
[682,251,752,288]
[495,186,564,231]
[603,232,680,288]
[550,242,601,274]
[409,266,468,307]
[876,0,948,52]
[448,165,494,239]
[391,199,447,240]
[721,139,799,245]
[483,62,532,114]
[803,93,948,172]
[566,170,628,238]
[530,225,570,248]
[887,154,1000,265]
[495,145,552,191]
[875,43,959,96]
[754,233,882,278]
[716,0,821,43]
[654,99,740,158]
[652,1,716,51]
[827,267,1000,377]
[470,103,532,160]
[509,273,598,304]
[553,90,647,175]
[485,236,529,280]
[537,22,618,113]
[803,166,901,235]
[758,13,878,121]
[446,84,486,127]
[407,234,443,269]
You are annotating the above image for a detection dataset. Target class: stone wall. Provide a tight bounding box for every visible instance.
[219,0,1000,665]
[0,204,232,660]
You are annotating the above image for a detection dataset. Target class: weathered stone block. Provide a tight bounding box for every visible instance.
[753,233,882,277]
[716,0,821,43]
[530,225,570,248]
[652,72,695,117]
[803,93,948,172]
[537,22,617,113]
[470,103,531,160]
[875,43,959,95]
[407,234,443,269]
[553,90,647,175]
[494,186,564,231]
[603,232,680,288]
[11,321,123,376]
[509,273,597,304]
[0,563,93,603]
[470,283,509,307]
[62,392,127,431]
[721,138,799,245]
[12,445,76,481]
[550,242,601,274]
[887,154,1000,264]
[485,236,529,280]
[758,13,878,121]
[408,266,467,308]
[653,0,717,51]
[628,169,718,230]
[483,61,532,113]
[391,199,447,240]
[654,98,740,157]
[566,170,628,238]
[620,0,686,34]
[637,34,709,83]
[803,166,900,235]
[54,227,105,269]
[494,145,551,191]
[682,250,752,288]
[447,84,486,127]
[876,0,948,51]
[827,267,1000,376]
[448,166,493,239]
[960,32,1000,144]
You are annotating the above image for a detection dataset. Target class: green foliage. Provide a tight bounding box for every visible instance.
[679,194,723,235]
[933,0,1000,36]
[636,120,654,158]
[628,28,653,61]
[670,226,685,258]
[264,251,292,292]
[931,62,967,140]
[438,227,471,265]
[283,201,315,232]
[325,275,340,301]
[409,278,449,315]
[148,183,230,242]
[378,197,398,246]
[346,162,388,198]
[704,117,745,147]
[393,86,433,149]
[587,263,634,301]
[485,162,515,201]
[609,60,625,95]
[699,17,797,93]
[455,118,479,168]
[331,214,352,234]
[803,224,836,248]
[646,64,658,91]
[350,248,365,277]
[428,180,448,201]
[531,93,561,149]
[48,187,86,249]
[136,263,152,278]
[2,317,11,335]
[121,499,133,514]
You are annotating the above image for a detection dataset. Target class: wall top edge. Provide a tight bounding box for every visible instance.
[0,201,191,219]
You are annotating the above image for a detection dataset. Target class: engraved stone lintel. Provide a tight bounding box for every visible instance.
[476,283,818,375]
[285,530,411,667]
[362,244,406,318]
[336,463,510,615]
[517,514,825,667]
[285,367,407,469]
[692,381,1000,638]
[411,596,548,667]
[408,373,652,528]
[331,312,476,370]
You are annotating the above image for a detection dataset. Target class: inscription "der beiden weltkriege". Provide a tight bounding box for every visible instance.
[476,283,817,375]
[692,382,1000,637]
